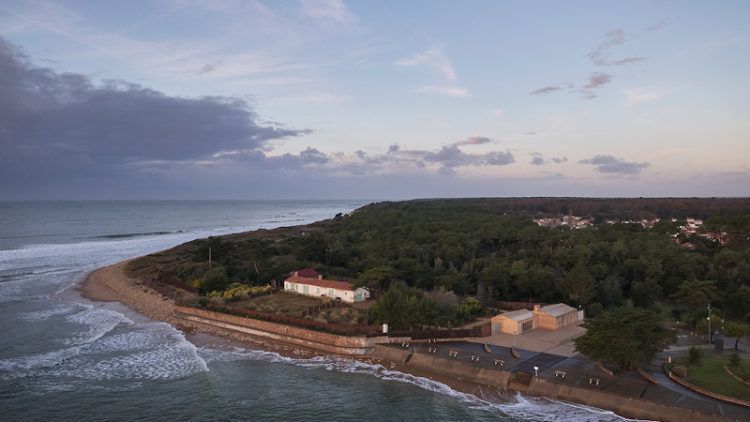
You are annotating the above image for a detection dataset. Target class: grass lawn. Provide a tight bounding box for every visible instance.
[231,292,369,325]
[233,292,322,315]
[682,353,750,401]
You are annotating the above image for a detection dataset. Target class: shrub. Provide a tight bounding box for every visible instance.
[587,302,604,317]
[688,346,703,364]
[672,365,687,378]
[729,351,741,368]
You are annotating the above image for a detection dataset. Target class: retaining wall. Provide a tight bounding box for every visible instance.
[526,378,731,422]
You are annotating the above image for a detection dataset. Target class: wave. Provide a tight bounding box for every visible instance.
[87,230,185,240]
[198,345,644,422]
[0,314,208,386]
[64,306,134,346]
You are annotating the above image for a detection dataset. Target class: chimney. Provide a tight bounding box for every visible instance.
[533,304,541,312]
[294,271,298,277]
[318,275,323,280]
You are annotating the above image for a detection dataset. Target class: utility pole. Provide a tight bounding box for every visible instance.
[707,303,712,346]
[208,246,212,269]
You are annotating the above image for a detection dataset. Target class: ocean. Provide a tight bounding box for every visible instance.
[0,200,634,421]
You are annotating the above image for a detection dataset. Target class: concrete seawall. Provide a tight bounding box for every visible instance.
[173,306,379,355]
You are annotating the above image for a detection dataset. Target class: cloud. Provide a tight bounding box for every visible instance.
[647,21,667,32]
[299,0,355,22]
[529,153,568,166]
[453,136,494,146]
[579,155,649,174]
[0,36,310,184]
[395,45,457,80]
[415,86,469,97]
[491,108,505,117]
[624,87,665,106]
[587,29,646,66]
[579,72,612,98]
[530,85,566,96]
[530,153,545,166]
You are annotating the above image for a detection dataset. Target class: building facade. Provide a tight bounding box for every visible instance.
[283,274,370,303]
[491,303,582,335]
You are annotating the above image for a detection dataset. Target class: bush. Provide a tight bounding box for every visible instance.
[202,266,231,293]
[688,346,703,364]
[587,302,604,317]
[729,351,741,368]
[454,297,485,323]
[672,365,687,378]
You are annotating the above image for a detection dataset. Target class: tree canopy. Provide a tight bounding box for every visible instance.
[574,307,676,370]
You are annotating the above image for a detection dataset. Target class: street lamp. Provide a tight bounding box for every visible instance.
[707,303,712,346]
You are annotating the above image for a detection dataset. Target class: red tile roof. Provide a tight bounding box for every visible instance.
[285,275,355,291]
[293,268,319,278]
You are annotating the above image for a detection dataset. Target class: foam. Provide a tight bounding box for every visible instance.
[198,346,645,421]
[64,306,134,346]
[18,303,77,321]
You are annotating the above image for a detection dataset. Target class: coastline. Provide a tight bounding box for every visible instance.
[78,261,519,406]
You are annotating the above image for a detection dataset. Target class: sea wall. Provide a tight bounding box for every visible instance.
[525,377,731,422]
[173,306,376,355]
[371,346,511,388]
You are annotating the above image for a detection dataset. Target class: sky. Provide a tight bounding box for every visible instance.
[0,0,749,200]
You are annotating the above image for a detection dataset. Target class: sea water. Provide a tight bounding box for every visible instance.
[0,201,636,421]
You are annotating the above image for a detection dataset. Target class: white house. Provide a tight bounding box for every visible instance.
[283,274,370,303]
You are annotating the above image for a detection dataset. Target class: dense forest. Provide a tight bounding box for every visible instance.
[128,198,750,324]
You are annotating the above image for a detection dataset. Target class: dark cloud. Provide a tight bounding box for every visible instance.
[530,153,568,166]
[579,155,649,174]
[587,29,646,66]
[530,153,545,166]
[579,72,612,98]
[453,136,493,146]
[0,37,310,190]
[530,85,565,96]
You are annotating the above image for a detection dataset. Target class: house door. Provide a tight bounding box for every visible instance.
[492,322,501,335]
[354,292,362,301]
[303,285,309,295]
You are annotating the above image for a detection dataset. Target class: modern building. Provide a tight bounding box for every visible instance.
[491,309,536,335]
[283,274,370,303]
[533,303,581,330]
[491,303,583,335]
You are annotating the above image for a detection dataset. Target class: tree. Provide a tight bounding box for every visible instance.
[201,266,230,294]
[574,307,675,370]
[672,280,718,311]
[560,260,595,306]
[724,321,749,351]
[688,346,703,364]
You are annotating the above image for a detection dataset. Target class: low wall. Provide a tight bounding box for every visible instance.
[526,378,730,422]
[173,306,372,355]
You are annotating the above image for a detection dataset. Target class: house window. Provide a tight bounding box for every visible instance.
[522,320,534,332]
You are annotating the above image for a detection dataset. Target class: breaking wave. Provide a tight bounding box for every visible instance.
[198,346,644,422]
